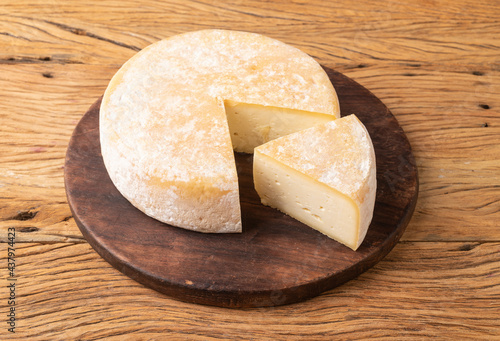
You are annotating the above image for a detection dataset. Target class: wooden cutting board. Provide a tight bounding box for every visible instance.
[64,67,418,308]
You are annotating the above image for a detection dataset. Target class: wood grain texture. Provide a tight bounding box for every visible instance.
[0,0,499,338]
[1,242,498,340]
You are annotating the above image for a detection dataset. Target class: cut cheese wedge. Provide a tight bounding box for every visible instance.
[100,29,339,233]
[253,115,377,250]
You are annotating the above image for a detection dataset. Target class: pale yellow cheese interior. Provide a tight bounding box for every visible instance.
[254,153,360,248]
[253,115,376,250]
[224,100,336,153]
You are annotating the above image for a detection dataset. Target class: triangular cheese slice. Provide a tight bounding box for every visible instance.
[253,115,377,250]
[100,29,339,233]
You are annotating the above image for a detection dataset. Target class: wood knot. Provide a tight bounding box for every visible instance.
[19,226,39,233]
[478,104,490,110]
[72,28,86,35]
[11,210,37,221]
[458,243,477,252]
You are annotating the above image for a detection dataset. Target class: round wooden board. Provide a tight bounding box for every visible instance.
[65,67,418,308]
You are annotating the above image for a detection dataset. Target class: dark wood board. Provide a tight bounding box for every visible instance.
[64,67,418,308]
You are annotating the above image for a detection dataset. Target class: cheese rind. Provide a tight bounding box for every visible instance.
[253,115,376,250]
[100,29,339,233]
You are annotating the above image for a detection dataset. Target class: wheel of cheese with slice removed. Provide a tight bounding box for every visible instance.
[254,115,377,250]
[100,29,340,233]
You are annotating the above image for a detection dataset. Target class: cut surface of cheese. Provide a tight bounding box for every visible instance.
[100,29,339,233]
[253,115,377,250]
[224,100,336,153]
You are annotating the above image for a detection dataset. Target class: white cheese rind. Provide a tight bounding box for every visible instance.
[253,115,377,250]
[100,29,339,233]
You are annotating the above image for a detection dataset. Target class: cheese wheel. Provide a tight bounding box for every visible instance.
[100,29,339,233]
[254,115,377,250]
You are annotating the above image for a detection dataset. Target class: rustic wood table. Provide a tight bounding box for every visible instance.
[1,1,499,339]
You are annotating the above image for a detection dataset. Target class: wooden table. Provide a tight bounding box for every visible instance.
[1,1,498,339]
